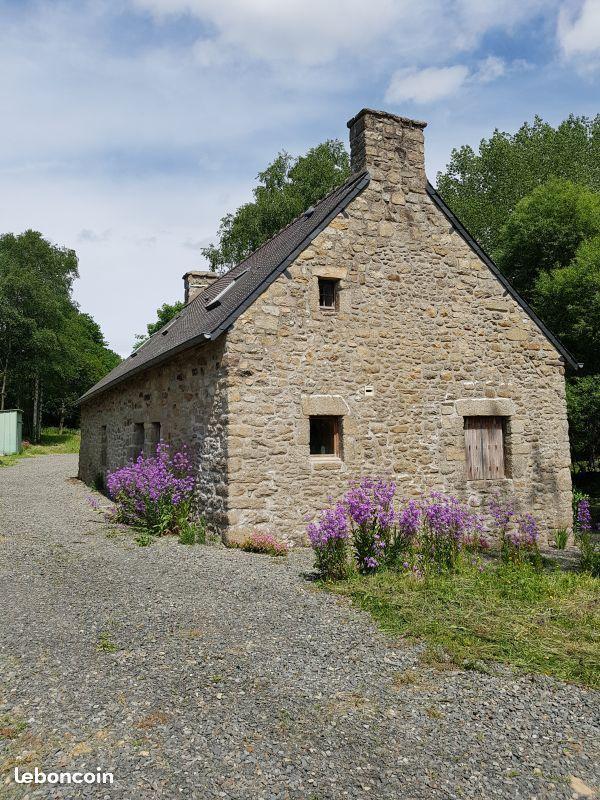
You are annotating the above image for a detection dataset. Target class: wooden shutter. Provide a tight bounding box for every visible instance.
[464,416,505,479]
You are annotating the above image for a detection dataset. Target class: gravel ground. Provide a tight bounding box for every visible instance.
[0,455,598,800]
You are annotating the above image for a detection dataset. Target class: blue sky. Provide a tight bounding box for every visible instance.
[1,0,599,355]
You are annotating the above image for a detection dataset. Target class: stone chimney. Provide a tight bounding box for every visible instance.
[347,108,427,194]
[183,270,218,304]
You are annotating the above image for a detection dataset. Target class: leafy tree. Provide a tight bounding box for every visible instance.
[496,180,600,299]
[202,140,350,271]
[45,311,120,431]
[134,300,184,350]
[534,235,600,373]
[0,230,119,438]
[567,376,600,470]
[0,230,78,436]
[436,115,600,255]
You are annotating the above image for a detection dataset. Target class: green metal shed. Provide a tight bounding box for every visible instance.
[0,410,23,455]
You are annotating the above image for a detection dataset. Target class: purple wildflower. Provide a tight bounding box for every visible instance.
[106,441,196,535]
[577,499,592,534]
[307,503,349,548]
[397,499,421,540]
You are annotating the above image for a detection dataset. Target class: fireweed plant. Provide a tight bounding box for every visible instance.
[574,496,599,576]
[420,493,485,570]
[308,480,489,580]
[488,493,541,565]
[307,503,350,580]
[106,443,204,543]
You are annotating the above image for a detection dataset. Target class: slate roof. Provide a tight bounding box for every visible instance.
[79,170,371,403]
[79,168,579,405]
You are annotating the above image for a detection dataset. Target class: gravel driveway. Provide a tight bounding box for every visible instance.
[0,455,598,800]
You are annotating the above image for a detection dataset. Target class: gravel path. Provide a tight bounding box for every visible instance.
[0,455,598,800]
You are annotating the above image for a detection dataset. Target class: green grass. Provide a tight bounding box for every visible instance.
[0,427,80,467]
[330,560,600,688]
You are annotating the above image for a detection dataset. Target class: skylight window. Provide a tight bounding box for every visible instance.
[205,268,249,310]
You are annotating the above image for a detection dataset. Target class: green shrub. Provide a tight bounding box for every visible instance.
[178,516,206,545]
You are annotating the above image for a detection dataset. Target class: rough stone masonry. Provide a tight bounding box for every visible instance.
[79,108,574,544]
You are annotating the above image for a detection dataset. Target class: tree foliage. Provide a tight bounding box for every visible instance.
[0,230,120,438]
[496,180,600,299]
[436,115,600,256]
[202,140,350,271]
[534,234,600,373]
[134,300,184,350]
[567,377,600,470]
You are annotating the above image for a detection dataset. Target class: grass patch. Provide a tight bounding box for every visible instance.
[0,427,80,467]
[96,630,118,653]
[329,560,600,688]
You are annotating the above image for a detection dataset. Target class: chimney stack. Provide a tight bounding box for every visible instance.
[183,270,218,304]
[347,108,427,194]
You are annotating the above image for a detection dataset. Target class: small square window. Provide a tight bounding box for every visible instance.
[318,278,339,310]
[310,416,342,458]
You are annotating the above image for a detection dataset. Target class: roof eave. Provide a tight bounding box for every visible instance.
[76,333,212,406]
[426,182,580,372]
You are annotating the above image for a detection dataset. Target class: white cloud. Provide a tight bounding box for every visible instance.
[384,66,470,104]
[132,0,552,67]
[0,0,593,356]
[474,56,507,83]
[558,0,600,71]
[384,56,531,105]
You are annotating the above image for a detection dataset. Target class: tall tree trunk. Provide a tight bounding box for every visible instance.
[0,346,9,411]
[0,358,7,411]
[59,399,65,435]
[37,382,43,442]
[32,373,41,443]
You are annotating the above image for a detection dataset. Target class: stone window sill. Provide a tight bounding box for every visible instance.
[309,455,343,469]
[465,477,513,485]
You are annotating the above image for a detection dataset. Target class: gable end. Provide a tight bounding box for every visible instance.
[426,182,580,372]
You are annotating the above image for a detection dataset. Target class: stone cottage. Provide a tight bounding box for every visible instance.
[78,108,578,543]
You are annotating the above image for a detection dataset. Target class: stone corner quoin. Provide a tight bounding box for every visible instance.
[78,108,574,545]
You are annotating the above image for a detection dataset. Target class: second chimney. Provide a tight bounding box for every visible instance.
[183,270,218,304]
[347,108,427,194]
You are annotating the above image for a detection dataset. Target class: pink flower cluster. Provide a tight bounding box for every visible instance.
[241,531,289,556]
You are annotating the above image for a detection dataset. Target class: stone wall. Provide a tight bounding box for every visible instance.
[221,110,572,544]
[79,339,229,531]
